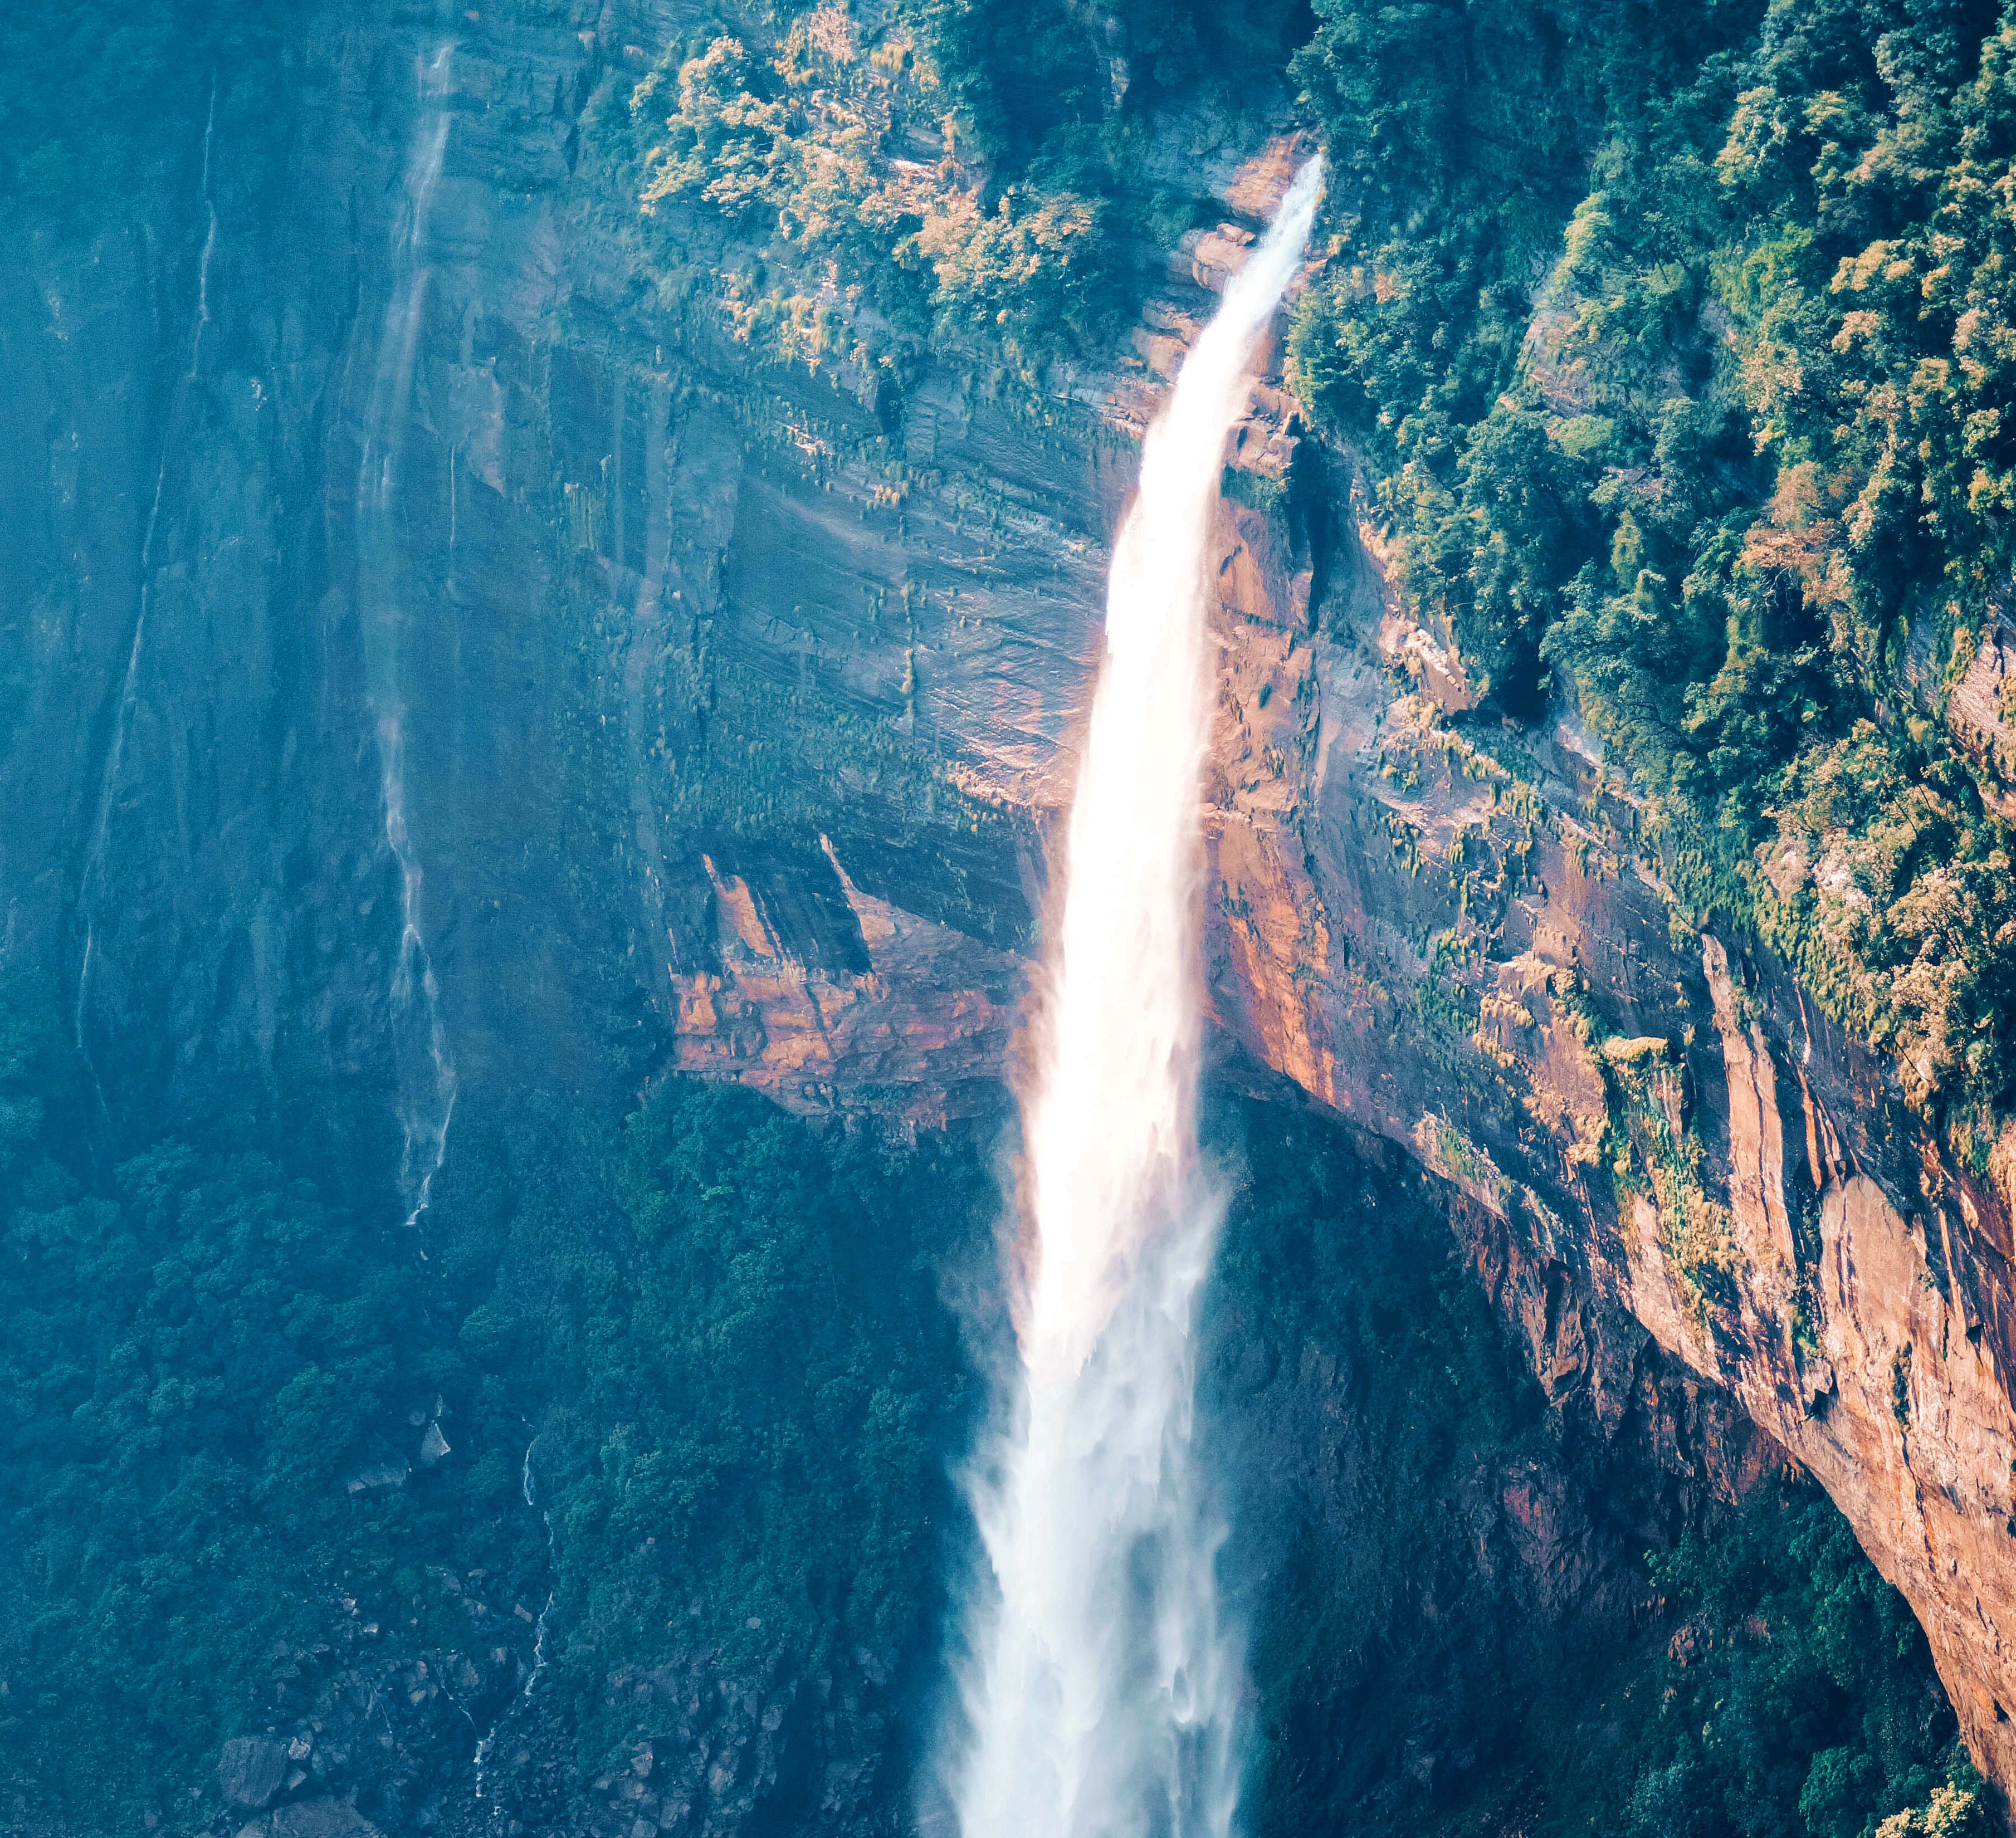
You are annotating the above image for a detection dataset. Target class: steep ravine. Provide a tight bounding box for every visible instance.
[2,0,2012,1829]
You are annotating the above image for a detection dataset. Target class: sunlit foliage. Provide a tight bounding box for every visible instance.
[1291,0,2016,1135]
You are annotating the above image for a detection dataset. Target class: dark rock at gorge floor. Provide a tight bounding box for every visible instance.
[3,0,2012,1831]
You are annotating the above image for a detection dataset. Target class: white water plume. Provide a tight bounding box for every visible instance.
[948,157,1323,1838]
[356,42,457,1233]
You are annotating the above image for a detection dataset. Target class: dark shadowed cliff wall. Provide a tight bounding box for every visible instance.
[4,1,2015,1833]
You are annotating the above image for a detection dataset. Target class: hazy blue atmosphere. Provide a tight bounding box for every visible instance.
[4,3,2015,1836]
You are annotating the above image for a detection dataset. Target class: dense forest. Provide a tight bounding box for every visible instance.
[0,972,1987,1835]
[0,979,991,1828]
[4,0,2015,1834]
[1288,0,2016,1163]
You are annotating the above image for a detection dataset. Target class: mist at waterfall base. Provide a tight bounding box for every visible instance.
[944,158,1324,1838]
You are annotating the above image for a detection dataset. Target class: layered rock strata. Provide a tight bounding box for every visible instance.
[6,0,2016,1817]
[1201,438,2016,1800]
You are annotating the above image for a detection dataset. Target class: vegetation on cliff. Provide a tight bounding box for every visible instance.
[581,0,2016,1171]
[1288,0,2016,1153]
[588,0,1304,388]
[1627,1493,1986,1838]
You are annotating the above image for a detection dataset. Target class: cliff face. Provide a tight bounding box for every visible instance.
[1,0,617,1166]
[1200,446,2016,1800]
[5,0,2015,1822]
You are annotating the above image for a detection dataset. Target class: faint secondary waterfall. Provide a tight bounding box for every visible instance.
[74,79,219,1103]
[471,1436,557,1812]
[357,43,457,1233]
[949,158,1322,1838]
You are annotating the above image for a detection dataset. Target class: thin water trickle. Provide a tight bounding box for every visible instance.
[472,1437,557,1811]
[356,43,458,1234]
[74,76,223,1107]
[949,157,1324,1838]
[519,1440,557,1703]
[190,79,218,382]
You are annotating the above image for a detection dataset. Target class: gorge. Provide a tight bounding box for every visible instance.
[3,2,2016,1837]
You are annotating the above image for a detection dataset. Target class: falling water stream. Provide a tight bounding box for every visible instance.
[74,77,220,1104]
[950,157,1323,1838]
[357,43,458,1233]
[471,1436,557,1811]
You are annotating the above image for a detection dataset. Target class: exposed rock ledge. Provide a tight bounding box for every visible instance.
[1192,364,2016,1812]
[7,3,2010,1803]
[650,137,2016,1811]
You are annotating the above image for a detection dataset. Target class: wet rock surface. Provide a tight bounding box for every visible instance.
[5,0,2016,1825]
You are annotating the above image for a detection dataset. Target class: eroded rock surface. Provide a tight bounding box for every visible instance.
[1199,471,2016,1801]
[6,0,2016,1820]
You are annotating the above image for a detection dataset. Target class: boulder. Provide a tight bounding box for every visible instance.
[271,1800,384,1838]
[218,1736,290,1809]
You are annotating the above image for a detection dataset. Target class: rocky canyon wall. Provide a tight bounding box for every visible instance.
[5,0,2016,1820]
[1199,415,2016,1801]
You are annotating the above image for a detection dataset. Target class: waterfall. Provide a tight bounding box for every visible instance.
[74,76,221,1107]
[471,1436,557,1812]
[190,79,219,380]
[356,43,458,1233]
[949,158,1323,1838]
